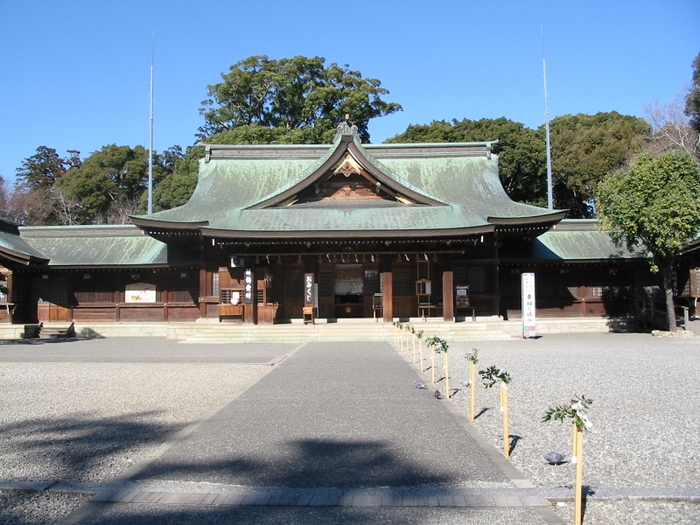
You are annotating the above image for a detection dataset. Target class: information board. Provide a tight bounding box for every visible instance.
[304,273,314,306]
[244,268,253,304]
[521,272,536,339]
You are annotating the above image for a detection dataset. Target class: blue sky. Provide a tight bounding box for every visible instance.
[1,0,698,182]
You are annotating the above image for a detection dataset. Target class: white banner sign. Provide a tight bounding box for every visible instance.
[125,282,156,303]
[521,272,536,338]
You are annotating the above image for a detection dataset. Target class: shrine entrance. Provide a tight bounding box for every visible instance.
[334,264,364,318]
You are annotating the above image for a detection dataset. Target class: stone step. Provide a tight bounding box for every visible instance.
[38,322,75,339]
[179,322,513,343]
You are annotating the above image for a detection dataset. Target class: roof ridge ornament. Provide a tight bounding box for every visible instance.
[333,113,359,142]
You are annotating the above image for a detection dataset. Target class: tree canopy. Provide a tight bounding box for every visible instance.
[5,54,683,224]
[685,52,700,133]
[15,146,73,190]
[198,55,402,143]
[386,117,547,206]
[152,145,203,212]
[596,150,700,331]
[547,112,650,217]
[54,144,176,224]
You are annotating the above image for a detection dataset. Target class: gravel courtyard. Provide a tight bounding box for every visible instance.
[405,331,700,524]
[0,332,698,524]
[0,339,287,524]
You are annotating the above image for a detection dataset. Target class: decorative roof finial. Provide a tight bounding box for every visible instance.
[333,113,359,142]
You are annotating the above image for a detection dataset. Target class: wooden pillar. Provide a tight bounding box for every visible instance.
[443,270,454,322]
[7,271,13,323]
[442,254,454,322]
[382,256,393,322]
[494,240,501,317]
[163,289,169,322]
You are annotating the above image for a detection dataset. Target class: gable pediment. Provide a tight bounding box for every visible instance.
[250,135,443,209]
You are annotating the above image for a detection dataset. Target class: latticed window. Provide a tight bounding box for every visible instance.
[454,266,468,286]
[364,270,380,295]
[74,291,113,303]
[393,268,413,296]
[285,270,304,298]
[319,270,334,297]
[212,272,220,296]
[467,267,487,293]
[169,289,196,303]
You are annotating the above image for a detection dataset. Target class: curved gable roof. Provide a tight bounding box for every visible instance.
[132,137,565,238]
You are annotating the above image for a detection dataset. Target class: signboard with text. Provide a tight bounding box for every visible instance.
[244,269,254,304]
[521,272,536,339]
[304,273,314,306]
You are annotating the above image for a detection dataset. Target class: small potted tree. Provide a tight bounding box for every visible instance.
[479,365,512,457]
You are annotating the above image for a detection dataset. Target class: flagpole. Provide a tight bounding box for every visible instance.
[542,27,553,211]
[148,34,154,215]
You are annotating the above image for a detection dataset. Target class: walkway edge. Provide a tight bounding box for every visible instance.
[397,344,566,524]
[55,343,308,525]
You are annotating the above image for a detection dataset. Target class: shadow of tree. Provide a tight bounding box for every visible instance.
[0,412,179,482]
[134,438,453,489]
[3,417,469,524]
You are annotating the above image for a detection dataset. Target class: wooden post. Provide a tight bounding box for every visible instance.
[574,425,584,525]
[163,289,169,322]
[382,270,393,322]
[470,361,476,421]
[442,269,454,322]
[443,351,450,398]
[430,343,436,384]
[412,332,417,363]
[501,383,509,457]
[419,338,424,372]
[198,268,208,319]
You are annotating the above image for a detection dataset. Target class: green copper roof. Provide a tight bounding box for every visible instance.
[132,137,566,237]
[501,220,648,262]
[16,225,193,267]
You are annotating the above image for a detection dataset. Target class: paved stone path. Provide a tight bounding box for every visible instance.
[44,341,563,524]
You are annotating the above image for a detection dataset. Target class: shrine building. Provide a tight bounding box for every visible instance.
[0,130,687,328]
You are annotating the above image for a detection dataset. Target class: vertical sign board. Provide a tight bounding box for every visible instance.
[244,268,254,304]
[521,272,536,338]
[690,268,700,297]
[304,273,314,306]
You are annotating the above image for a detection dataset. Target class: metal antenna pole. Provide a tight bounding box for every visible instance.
[148,34,154,215]
[542,27,553,211]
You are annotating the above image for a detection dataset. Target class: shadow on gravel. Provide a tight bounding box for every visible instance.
[0,412,179,482]
[508,435,522,456]
[473,407,489,420]
[134,438,453,489]
[0,338,86,345]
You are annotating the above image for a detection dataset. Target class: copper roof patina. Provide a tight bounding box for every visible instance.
[500,220,649,262]
[131,136,566,239]
[14,225,194,268]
